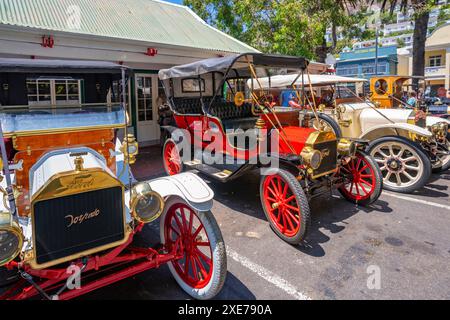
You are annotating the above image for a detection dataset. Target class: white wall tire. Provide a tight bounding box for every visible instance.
[160,196,226,300]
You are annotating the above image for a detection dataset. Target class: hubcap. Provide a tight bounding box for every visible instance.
[371,142,423,188]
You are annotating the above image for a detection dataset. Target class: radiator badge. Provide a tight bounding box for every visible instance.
[65,208,100,228]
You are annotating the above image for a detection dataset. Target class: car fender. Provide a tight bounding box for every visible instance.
[426,116,450,127]
[146,172,214,212]
[360,123,432,140]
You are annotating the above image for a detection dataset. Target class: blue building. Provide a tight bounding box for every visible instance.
[336,45,398,79]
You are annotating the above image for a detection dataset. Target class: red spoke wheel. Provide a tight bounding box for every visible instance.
[163,139,183,176]
[338,151,382,206]
[161,197,226,300]
[260,169,310,245]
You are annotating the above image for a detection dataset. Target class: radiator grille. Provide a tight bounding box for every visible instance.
[33,187,124,265]
[313,140,337,177]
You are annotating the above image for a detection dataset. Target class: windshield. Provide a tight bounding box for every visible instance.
[0,103,126,136]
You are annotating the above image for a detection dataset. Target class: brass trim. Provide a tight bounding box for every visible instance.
[311,168,338,179]
[2,123,126,138]
[0,212,24,267]
[130,190,165,224]
[29,168,129,270]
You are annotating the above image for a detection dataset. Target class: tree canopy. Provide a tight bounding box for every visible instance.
[184,0,365,61]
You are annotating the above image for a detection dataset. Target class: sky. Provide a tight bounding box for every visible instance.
[164,0,184,4]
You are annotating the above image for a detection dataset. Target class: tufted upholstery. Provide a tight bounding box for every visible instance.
[209,100,258,130]
[171,97,211,115]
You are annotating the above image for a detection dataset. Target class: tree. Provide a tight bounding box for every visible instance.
[375,0,437,88]
[183,0,325,59]
[183,0,368,62]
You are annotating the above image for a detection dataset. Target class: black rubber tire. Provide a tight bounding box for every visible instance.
[368,136,432,194]
[259,168,311,245]
[338,151,383,206]
[306,112,342,138]
[160,197,227,300]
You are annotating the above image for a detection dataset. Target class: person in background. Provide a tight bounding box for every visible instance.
[280,89,297,107]
[401,91,408,104]
[407,91,417,108]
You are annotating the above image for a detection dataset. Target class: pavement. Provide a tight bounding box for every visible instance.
[85,146,450,300]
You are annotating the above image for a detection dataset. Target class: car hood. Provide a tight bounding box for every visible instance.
[359,108,414,133]
[426,116,450,127]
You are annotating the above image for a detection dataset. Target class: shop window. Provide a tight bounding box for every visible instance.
[27,79,81,106]
[27,80,51,105]
[429,55,442,67]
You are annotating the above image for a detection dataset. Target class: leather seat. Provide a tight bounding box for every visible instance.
[209,101,258,131]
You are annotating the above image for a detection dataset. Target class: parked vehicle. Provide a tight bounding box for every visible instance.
[158,53,382,245]
[0,59,226,300]
[251,73,450,193]
[369,75,450,117]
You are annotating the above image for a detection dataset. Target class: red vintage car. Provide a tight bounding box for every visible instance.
[158,53,383,245]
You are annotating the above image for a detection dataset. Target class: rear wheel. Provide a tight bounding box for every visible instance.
[161,197,226,300]
[260,169,310,245]
[338,151,382,206]
[163,139,183,176]
[368,136,431,193]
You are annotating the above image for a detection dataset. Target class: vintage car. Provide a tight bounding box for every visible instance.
[0,59,226,300]
[158,53,382,245]
[253,73,450,193]
[370,75,450,116]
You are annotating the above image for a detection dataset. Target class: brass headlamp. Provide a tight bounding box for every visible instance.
[337,138,357,157]
[0,211,23,267]
[300,147,322,170]
[121,134,139,165]
[130,182,164,224]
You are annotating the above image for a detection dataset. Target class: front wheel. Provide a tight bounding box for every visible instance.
[160,197,226,300]
[338,151,383,206]
[260,169,311,245]
[368,136,431,194]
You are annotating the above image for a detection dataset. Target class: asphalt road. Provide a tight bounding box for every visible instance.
[85,147,450,300]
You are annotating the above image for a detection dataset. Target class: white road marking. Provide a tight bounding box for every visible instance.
[333,192,450,211]
[382,192,450,211]
[226,246,311,300]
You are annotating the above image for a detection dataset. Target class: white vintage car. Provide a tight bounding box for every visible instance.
[251,74,450,194]
[0,59,226,300]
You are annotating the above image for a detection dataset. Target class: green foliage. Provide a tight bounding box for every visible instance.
[396,38,406,47]
[183,0,366,60]
[380,11,397,24]
[360,29,377,40]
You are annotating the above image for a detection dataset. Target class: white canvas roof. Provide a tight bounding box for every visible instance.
[249,74,367,89]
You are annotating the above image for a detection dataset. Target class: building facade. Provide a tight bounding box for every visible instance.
[0,0,258,145]
[336,45,398,79]
[398,23,450,97]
